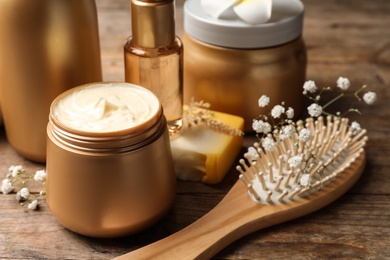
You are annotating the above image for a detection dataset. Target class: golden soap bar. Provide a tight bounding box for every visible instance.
[170,110,244,184]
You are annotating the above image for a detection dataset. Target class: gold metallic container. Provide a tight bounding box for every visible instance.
[183,0,307,131]
[124,0,184,137]
[0,0,102,162]
[46,83,176,238]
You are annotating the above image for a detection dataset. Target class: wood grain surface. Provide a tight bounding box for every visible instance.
[1,0,390,259]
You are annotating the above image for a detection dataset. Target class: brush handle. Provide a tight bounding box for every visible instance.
[114,181,271,260]
[115,152,365,260]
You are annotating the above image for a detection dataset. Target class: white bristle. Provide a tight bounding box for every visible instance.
[239,174,251,186]
[274,176,284,192]
[266,191,273,203]
[293,168,302,184]
[253,154,267,174]
[288,187,301,200]
[310,163,324,178]
[278,156,284,176]
[239,159,255,179]
[268,163,274,183]
[284,170,294,188]
[278,190,289,202]
[257,171,268,191]
[351,129,367,143]
[248,184,261,201]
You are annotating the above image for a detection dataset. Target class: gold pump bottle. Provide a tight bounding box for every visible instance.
[0,0,102,162]
[124,0,183,137]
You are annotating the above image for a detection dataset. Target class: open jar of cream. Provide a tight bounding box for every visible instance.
[46,82,176,238]
[183,0,307,131]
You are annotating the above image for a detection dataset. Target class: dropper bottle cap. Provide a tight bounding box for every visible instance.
[131,0,176,49]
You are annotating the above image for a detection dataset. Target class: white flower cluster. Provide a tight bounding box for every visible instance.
[251,76,376,187]
[253,95,295,136]
[253,94,314,153]
[303,77,377,119]
[1,165,46,210]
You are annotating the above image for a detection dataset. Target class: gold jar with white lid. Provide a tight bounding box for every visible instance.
[183,0,307,131]
[46,82,176,238]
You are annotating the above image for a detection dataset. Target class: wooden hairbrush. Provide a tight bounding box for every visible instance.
[115,116,367,260]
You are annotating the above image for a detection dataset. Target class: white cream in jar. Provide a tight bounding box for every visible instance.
[53,82,159,132]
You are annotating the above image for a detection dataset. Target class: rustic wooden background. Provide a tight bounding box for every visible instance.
[1,0,389,259]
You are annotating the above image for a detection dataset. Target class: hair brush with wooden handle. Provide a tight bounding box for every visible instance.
[115,116,367,260]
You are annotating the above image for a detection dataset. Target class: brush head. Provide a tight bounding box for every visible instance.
[237,116,367,204]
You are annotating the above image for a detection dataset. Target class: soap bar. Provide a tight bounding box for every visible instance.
[170,110,244,184]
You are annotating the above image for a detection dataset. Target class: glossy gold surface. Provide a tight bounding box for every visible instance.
[131,0,175,48]
[124,38,184,136]
[183,35,307,131]
[0,0,102,162]
[46,83,176,238]
[125,0,183,136]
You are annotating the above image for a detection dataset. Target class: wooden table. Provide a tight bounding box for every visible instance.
[1,0,390,259]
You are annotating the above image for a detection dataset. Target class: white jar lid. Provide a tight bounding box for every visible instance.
[184,0,304,49]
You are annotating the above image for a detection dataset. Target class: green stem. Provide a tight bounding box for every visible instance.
[321,111,337,117]
[354,84,367,101]
[322,92,344,110]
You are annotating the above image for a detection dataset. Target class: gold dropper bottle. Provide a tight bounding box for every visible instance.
[124,0,183,137]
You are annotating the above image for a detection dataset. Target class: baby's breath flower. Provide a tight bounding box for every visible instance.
[350,121,362,135]
[363,91,377,105]
[299,173,312,188]
[15,191,22,202]
[20,187,30,200]
[307,103,323,117]
[286,107,294,119]
[271,105,285,119]
[279,125,295,140]
[337,76,350,91]
[27,199,39,210]
[303,80,317,94]
[1,179,14,194]
[258,95,270,107]
[262,137,276,152]
[299,128,312,142]
[246,147,258,161]
[34,170,47,183]
[9,165,24,177]
[288,155,303,168]
[252,120,271,134]
[2,165,46,211]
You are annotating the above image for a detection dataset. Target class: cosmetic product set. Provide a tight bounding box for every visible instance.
[3,0,360,244]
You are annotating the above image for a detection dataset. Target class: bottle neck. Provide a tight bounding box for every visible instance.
[131,0,176,49]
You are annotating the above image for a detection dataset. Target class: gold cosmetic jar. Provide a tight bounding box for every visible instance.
[46,83,176,238]
[183,0,307,131]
